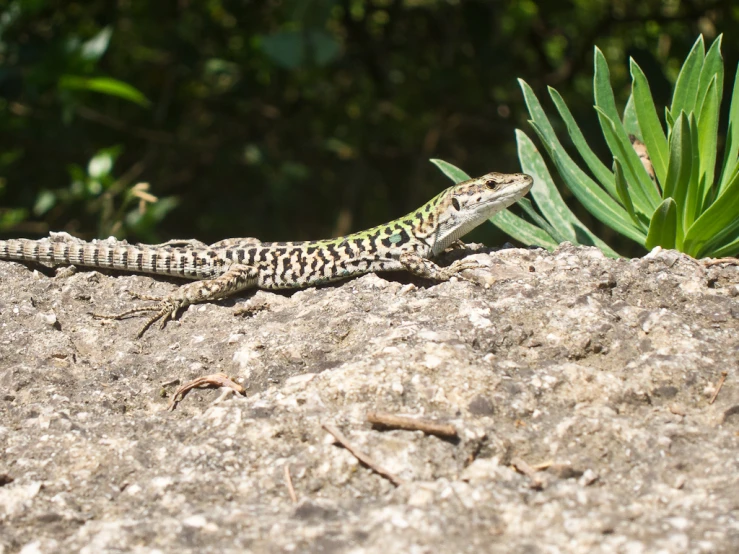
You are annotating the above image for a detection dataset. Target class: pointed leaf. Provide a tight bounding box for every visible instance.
[696,35,724,117]
[677,114,700,248]
[516,130,577,243]
[516,130,620,256]
[698,213,739,258]
[517,198,567,243]
[694,81,718,219]
[593,50,661,210]
[593,47,622,127]
[490,209,559,251]
[646,198,677,250]
[684,167,739,256]
[718,62,739,195]
[704,232,739,258]
[671,35,705,117]
[520,79,644,246]
[613,157,641,228]
[665,107,675,130]
[630,58,669,184]
[59,75,151,107]
[623,93,641,139]
[594,107,660,214]
[528,120,646,245]
[519,79,570,156]
[80,26,113,62]
[547,87,616,197]
[662,112,691,199]
[662,112,693,245]
[430,159,471,183]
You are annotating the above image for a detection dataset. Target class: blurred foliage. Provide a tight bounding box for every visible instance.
[0,0,735,253]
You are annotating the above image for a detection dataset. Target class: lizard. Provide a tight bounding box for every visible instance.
[1,171,533,336]
[0,171,532,405]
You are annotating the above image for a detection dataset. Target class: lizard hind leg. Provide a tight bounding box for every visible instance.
[91,264,260,337]
[91,290,186,338]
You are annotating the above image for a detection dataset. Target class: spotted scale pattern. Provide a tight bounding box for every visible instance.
[0,172,533,335]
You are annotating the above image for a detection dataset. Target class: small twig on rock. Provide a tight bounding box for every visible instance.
[167,372,245,411]
[322,422,404,487]
[284,464,298,504]
[511,457,543,489]
[709,371,728,405]
[702,257,739,267]
[366,411,457,438]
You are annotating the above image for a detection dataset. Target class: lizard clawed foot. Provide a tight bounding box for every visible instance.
[399,252,486,284]
[167,372,246,411]
[440,259,485,282]
[91,290,186,338]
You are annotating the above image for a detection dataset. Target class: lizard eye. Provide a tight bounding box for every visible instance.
[451,197,461,211]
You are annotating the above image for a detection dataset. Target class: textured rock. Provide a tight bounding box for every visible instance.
[0,243,737,553]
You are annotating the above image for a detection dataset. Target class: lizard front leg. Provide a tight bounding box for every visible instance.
[93,263,260,337]
[398,252,482,282]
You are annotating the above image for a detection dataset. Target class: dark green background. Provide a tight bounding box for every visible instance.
[0,0,735,256]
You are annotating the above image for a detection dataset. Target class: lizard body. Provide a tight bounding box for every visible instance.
[0,172,532,336]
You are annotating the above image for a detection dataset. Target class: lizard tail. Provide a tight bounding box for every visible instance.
[0,233,211,279]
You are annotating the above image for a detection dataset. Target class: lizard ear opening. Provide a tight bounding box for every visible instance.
[451,197,461,211]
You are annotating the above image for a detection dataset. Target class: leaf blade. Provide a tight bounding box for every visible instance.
[645,198,677,250]
[490,210,560,251]
[662,112,693,246]
[696,34,724,118]
[670,35,706,117]
[59,75,151,107]
[594,107,660,214]
[516,130,621,256]
[684,167,739,256]
[528,120,647,245]
[718,62,739,195]
[593,49,661,210]
[630,58,669,185]
[548,87,616,198]
[429,159,471,183]
[613,157,641,228]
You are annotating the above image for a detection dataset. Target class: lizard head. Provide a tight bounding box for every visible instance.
[426,171,534,254]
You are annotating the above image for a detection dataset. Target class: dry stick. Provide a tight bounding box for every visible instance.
[709,371,728,405]
[167,372,245,411]
[284,464,298,504]
[511,457,543,489]
[321,422,404,487]
[529,460,554,471]
[366,411,457,438]
[702,257,739,267]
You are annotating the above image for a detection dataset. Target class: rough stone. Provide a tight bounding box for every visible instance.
[1,243,738,552]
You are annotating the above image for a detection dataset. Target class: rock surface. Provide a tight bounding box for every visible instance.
[0,243,738,553]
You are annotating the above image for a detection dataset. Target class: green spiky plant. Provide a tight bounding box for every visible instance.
[434,34,739,259]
